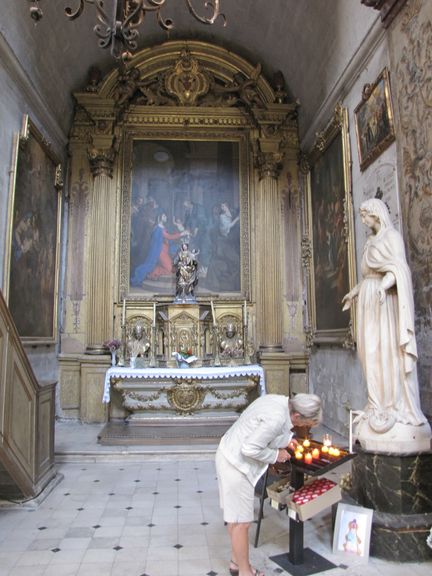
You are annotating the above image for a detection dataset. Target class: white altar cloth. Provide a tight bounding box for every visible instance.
[103,364,265,403]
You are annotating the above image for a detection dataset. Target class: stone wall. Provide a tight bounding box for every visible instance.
[389,0,432,417]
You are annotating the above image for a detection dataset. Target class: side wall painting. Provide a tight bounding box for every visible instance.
[354,67,396,172]
[305,105,356,345]
[122,138,247,299]
[5,116,62,344]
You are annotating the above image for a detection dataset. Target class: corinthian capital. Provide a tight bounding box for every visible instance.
[87,141,117,178]
[254,150,284,180]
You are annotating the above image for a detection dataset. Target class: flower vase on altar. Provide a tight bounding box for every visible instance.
[104,339,121,369]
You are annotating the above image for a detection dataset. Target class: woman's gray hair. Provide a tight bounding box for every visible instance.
[290,393,322,424]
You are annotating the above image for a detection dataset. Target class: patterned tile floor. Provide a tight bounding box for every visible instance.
[0,423,430,576]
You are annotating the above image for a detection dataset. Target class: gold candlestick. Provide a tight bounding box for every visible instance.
[213,324,221,367]
[149,325,157,367]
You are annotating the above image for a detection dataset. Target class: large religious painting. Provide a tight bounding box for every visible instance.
[305,105,356,345]
[121,137,248,300]
[5,115,63,343]
[354,67,396,172]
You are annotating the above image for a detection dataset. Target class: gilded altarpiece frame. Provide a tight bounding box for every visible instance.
[120,133,249,301]
[5,115,63,344]
[305,106,356,345]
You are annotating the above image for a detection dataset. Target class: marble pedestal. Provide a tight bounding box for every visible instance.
[348,448,432,562]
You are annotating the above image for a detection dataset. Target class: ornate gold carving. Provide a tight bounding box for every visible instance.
[298,151,310,175]
[342,322,356,351]
[165,48,210,105]
[304,326,315,350]
[87,141,117,178]
[167,381,205,413]
[55,164,64,190]
[253,147,284,180]
[301,236,312,270]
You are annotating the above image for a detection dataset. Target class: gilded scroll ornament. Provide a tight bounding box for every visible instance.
[167,381,206,413]
[165,49,210,105]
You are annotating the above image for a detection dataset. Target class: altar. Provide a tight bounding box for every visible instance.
[103,364,265,423]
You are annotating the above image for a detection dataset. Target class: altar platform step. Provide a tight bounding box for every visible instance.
[97,418,233,446]
[55,420,225,463]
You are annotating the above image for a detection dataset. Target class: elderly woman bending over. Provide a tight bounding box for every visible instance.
[215,393,322,576]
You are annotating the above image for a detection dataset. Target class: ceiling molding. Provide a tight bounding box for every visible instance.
[0,32,68,155]
[301,17,385,152]
[361,0,409,28]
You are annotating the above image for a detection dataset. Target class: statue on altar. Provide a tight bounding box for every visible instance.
[342,198,431,453]
[174,242,199,303]
[219,321,244,361]
[127,320,150,361]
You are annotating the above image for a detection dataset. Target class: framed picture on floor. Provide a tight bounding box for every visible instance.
[120,135,249,301]
[333,503,373,561]
[354,67,396,172]
[4,115,63,344]
[304,104,357,345]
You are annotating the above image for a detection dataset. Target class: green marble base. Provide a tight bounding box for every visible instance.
[348,447,432,562]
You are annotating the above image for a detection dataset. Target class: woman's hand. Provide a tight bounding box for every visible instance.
[276,448,290,463]
[288,439,299,451]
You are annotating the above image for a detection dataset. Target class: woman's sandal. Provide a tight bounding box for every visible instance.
[229,560,239,576]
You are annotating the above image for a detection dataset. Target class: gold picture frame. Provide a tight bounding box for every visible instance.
[305,105,356,346]
[4,115,63,344]
[354,67,396,172]
[120,132,250,302]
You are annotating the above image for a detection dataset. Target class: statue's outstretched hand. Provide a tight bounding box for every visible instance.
[342,285,360,311]
[342,294,352,311]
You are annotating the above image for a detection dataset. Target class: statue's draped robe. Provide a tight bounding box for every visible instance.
[357,226,426,426]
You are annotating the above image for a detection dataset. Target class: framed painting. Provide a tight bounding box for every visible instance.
[354,67,396,172]
[120,135,249,300]
[5,115,63,344]
[305,105,356,345]
[333,503,373,561]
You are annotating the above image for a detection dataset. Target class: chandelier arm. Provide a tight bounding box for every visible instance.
[122,0,145,32]
[184,0,226,25]
[64,0,95,21]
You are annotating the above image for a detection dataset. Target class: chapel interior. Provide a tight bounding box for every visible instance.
[0,1,431,574]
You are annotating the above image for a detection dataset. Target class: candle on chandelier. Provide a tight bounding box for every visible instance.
[153,303,156,328]
[211,300,216,325]
[243,300,247,327]
[122,298,126,325]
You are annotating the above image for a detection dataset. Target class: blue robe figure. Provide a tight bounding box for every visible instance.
[130,225,164,286]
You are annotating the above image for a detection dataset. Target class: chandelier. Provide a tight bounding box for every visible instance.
[27,1,226,60]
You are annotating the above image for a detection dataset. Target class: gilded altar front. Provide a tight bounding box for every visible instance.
[59,40,309,423]
[103,365,265,422]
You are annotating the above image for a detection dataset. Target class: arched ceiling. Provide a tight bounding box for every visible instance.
[1,1,378,140]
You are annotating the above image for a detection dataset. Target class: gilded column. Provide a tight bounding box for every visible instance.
[255,150,284,351]
[85,142,117,354]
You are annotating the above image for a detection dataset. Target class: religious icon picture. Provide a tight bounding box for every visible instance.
[305,105,357,345]
[333,503,373,561]
[354,67,396,172]
[5,115,63,344]
[121,137,249,300]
